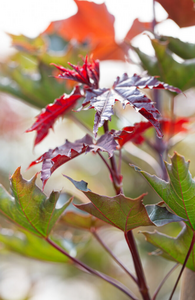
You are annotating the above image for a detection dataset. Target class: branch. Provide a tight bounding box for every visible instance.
[91,229,138,285]
[125,231,151,300]
[46,237,138,300]
[152,264,179,300]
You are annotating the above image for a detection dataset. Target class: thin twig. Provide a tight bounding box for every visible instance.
[46,237,138,300]
[97,151,114,178]
[169,232,195,300]
[103,121,123,194]
[118,148,122,175]
[152,264,179,300]
[92,229,138,285]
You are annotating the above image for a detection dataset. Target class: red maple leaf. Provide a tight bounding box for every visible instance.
[26,86,82,146]
[28,133,117,188]
[160,117,190,135]
[43,1,155,61]
[83,73,181,137]
[113,122,153,147]
[156,0,195,28]
[52,56,100,88]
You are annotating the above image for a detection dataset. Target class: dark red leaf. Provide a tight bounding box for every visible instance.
[113,122,153,147]
[83,73,181,136]
[26,86,82,146]
[52,56,100,88]
[28,133,117,188]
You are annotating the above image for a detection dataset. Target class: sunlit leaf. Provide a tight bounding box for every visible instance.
[0,229,69,263]
[124,18,154,42]
[83,73,181,136]
[26,86,82,146]
[44,0,126,61]
[156,0,195,27]
[52,56,100,88]
[142,225,195,271]
[113,122,153,147]
[0,167,71,237]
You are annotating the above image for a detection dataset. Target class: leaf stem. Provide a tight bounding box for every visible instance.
[152,263,179,300]
[91,229,138,285]
[153,90,168,181]
[169,232,195,300]
[46,237,138,300]
[118,148,122,175]
[125,231,151,300]
[103,121,123,194]
[97,151,115,178]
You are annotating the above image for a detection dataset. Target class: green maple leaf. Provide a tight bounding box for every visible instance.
[131,152,195,230]
[0,167,71,237]
[64,175,184,232]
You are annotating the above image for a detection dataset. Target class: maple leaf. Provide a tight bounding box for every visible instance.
[160,117,190,135]
[43,1,155,61]
[113,122,153,147]
[28,133,117,188]
[86,132,118,158]
[64,176,186,231]
[52,56,100,88]
[43,0,126,61]
[83,73,181,136]
[156,0,195,28]
[26,86,82,146]
[124,18,154,42]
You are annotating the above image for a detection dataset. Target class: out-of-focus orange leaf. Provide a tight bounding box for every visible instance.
[156,0,195,27]
[43,0,128,61]
[124,18,154,42]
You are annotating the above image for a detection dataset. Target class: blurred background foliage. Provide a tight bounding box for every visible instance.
[1,0,195,299]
